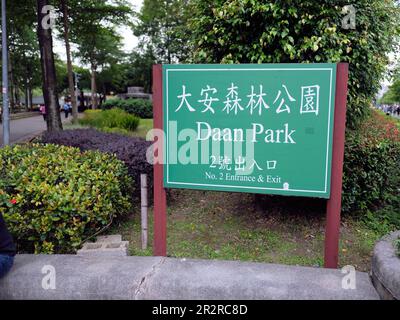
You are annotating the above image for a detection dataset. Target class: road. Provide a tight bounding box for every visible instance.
[0,114,72,146]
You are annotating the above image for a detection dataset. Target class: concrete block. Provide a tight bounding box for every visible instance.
[77,241,129,257]
[96,235,122,243]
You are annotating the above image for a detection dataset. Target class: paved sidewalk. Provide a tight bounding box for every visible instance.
[0,114,72,146]
[0,255,379,300]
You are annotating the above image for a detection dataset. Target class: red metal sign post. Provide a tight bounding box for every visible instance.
[324,63,349,268]
[153,64,167,256]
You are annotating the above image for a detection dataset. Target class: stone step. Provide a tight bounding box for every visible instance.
[77,234,128,257]
[96,235,122,243]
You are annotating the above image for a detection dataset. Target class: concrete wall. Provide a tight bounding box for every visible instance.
[0,255,379,300]
[371,230,400,300]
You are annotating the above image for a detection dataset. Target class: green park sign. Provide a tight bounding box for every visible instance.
[162,64,337,198]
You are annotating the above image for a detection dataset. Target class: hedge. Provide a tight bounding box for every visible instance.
[79,108,140,132]
[41,129,153,198]
[342,111,400,213]
[101,98,153,119]
[0,143,133,254]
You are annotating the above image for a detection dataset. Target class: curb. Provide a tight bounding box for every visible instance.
[371,230,400,300]
[0,255,379,300]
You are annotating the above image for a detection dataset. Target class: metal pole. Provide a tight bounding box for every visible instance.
[153,64,167,256]
[141,174,148,250]
[1,0,10,146]
[324,63,349,268]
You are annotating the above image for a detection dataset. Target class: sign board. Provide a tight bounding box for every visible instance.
[163,64,337,198]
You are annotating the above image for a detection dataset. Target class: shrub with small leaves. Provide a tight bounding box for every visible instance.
[41,129,153,199]
[342,111,400,212]
[0,143,133,254]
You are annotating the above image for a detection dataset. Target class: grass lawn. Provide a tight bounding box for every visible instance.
[110,189,392,272]
[131,118,153,138]
[63,117,154,139]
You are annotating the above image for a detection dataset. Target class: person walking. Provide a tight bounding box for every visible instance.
[63,101,70,119]
[68,101,72,116]
[0,213,16,278]
[39,104,46,121]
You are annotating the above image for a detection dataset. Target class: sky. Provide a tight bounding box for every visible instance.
[53,0,143,61]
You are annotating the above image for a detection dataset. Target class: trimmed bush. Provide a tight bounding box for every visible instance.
[41,129,153,198]
[79,108,140,132]
[0,143,133,254]
[102,98,153,119]
[342,111,400,213]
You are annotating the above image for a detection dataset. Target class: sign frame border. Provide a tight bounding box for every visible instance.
[163,64,337,197]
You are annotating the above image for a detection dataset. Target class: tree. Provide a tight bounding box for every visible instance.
[97,63,128,96]
[8,26,41,111]
[380,79,400,104]
[124,48,156,93]
[60,0,78,122]
[134,0,191,63]
[36,0,63,131]
[2,0,41,111]
[77,28,125,108]
[54,58,69,95]
[188,0,400,128]
[67,0,132,108]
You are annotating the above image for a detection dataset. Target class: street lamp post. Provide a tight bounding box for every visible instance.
[1,0,10,146]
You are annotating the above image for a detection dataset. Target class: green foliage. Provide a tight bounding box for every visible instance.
[102,98,153,119]
[380,78,400,104]
[5,0,41,110]
[67,0,132,67]
[0,143,133,254]
[123,49,157,93]
[134,0,191,63]
[188,0,400,129]
[342,111,400,213]
[97,63,129,95]
[79,108,140,132]
[75,27,125,73]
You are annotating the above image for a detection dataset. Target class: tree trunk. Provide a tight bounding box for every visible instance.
[60,0,78,123]
[36,0,63,131]
[14,83,20,107]
[91,63,97,109]
[25,85,29,110]
[28,85,33,110]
